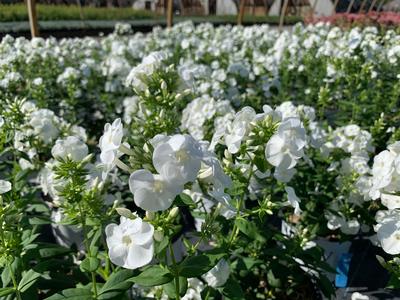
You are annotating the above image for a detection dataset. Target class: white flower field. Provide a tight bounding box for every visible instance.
[1,21,400,299]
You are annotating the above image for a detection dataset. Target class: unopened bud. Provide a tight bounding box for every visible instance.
[160,80,167,91]
[146,211,155,221]
[81,153,93,165]
[167,64,174,71]
[116,207,135,219]
[175,93,182,101]
[91,177,99,189]
[183,89,191,96]
[154,228,164,242]
[224,149,232,160]
[168,207,179,220]
[97,181,104,191]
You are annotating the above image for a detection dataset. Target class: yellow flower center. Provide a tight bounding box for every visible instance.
[175,149,189,162]
[153,180,164,193]
[122,235,132,245]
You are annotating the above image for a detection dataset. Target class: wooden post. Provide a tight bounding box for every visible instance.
[27,0,39,38]
[332,0,340,14]
[368,0,378,12]
[311,0,319,19]
[376,0,385,12]
[279,0,289,32]
[346,0,355,13]
[263,0,269,14]
[179,0,185,16]
[167,0,173,28]
[237,0,246,25]
[358,0,367,13]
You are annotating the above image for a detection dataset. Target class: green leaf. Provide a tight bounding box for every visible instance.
[38,244,72,258]
[234,257,262,271]
[317,274,335,298]
[178,255,214,278]
[0,287,15,297]
[1,258,20,288]
[155,237,169,254]
[163,277,188,298]
[80,257,100,273]
[29,216,52,225]
[45,288,93,300]
[89,229,101,255]
[387,274,400,289]
[128,265,173,287]
[204,248,226,263]
[200,286,217,300]
[234,218,266,242]
[221,278,244,300]
[376,255,388,268]
[175,194,196,208]
[98,269,134,300]
[266,270,281,288]
[18,269,41,293]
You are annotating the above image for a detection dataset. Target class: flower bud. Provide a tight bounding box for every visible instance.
[116,207,135,219]
[224,149,232,160]
[146,211,155,221]
[154,228,164,242]
[81,153,94,165]
[175,93,182,101]
[91,177,99,189]
[160,80,167,91]
[97,181,104,191]
[167,207,179,220]
[167,64,174,71]
[183,89,191,96]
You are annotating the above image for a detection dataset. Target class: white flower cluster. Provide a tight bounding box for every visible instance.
[5,21,400,298]
[181,95,234,140]
[369,143,400,255]
[214,103,308,184]
[125,51,167,92]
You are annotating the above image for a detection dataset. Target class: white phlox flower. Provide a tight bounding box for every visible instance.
[153,134,203,184]
[129,169,183,212]
[0,180,11,194]
[51,136,88,162]
[224,106,256,154]
[285,186,302,215]
[265,117,306,170]
[105,216,154,269]
[202,259,230,288]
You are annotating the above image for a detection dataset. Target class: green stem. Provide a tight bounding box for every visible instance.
[169,243,180,300]
[0,211,21,300]
[78,203,98,299]
[8,261,21,300]
[91,272,98,298]
[228,159,254,247]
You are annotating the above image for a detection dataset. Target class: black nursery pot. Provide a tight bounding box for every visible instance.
[333,239,400,299]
